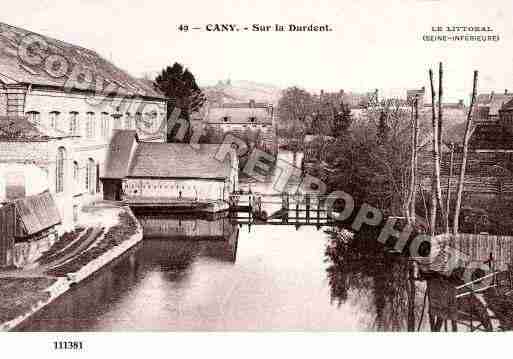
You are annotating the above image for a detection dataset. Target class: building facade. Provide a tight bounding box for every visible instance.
[0,22,167,228]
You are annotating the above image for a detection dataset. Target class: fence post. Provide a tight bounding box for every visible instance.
[305,193,310,223]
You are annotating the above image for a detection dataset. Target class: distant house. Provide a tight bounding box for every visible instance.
[473,90,513,123]
[206,99,274,132]
[102,130,238,211]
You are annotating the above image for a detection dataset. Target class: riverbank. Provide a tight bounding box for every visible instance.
[0,203,143,331]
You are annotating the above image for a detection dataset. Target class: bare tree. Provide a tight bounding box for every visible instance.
[453,71,478,235]
[444,142,455,234]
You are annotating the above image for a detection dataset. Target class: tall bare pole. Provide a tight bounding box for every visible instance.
[437,62,445,216]
[429,69,439,235]
[407,96,419,225]
[444,143,455,234]
[453,71,478,235]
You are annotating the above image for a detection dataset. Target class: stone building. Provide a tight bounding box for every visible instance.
[0,22,168,227]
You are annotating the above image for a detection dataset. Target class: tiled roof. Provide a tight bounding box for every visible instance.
[102,130,138,179]
[128,143,232,179]
[0,116,48,141]
[0,22,165,99]
[207,107,272,124]
[14,191,61,236]
[0,116,71,141]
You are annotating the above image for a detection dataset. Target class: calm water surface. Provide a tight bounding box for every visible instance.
[18,151,426,331]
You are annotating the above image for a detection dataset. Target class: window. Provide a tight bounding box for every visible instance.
[49,111,60,129]
[135,112,142,128]
[112,114,122,130]
[69,112,79,136]
[101,112,109,138]
[73,161,79,183]
[85,158,95,194]
[86,112,95,138]
[223,116,229,122]
[26,111,40,126]
[249,117,256,123]
[124,113,132,129]
[56,147,66,193]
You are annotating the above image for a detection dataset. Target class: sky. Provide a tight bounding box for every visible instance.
[1,0,513,101]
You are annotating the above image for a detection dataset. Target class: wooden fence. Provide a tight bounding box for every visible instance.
[436,233,513,269]
[0,203,16,267]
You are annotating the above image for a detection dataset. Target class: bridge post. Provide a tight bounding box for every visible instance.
[305,193,310,223]
[248,193,253,224]
[317,196,321,226]
[281,192,289,224]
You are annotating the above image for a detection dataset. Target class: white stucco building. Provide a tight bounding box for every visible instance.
[0,22,168,227]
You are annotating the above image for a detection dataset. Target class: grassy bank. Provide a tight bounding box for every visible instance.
[0,277,57,323]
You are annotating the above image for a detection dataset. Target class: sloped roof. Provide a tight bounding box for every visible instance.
[14,191,61,236]
[0,116,72,141]
[0,116,48,141]
[0,22,165,99]
[102,130,138,179]
[500,97,513,112]
[128,143,232,179]
[207,106,272,124]
[474,93,513,117]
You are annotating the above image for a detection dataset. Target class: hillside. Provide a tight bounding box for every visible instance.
[203,80,282,106]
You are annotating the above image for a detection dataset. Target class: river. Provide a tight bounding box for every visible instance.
[18,151,429,331]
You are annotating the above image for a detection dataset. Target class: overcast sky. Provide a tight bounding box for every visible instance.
[1,0,513,101]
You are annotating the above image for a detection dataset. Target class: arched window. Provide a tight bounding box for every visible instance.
[49,111,60,129]
[26,111,40,126]
[56,147,66,193]
[85,158,95,194]
[69,112,79,136]
[86,112,95,138]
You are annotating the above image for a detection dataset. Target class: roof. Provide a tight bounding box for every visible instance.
[14,191,61,236]
[102,130,139,179]
[0,116,72,141]
[0,22,165,99]
[207,106,272,124]
[474,92,513,118]
[102,130,236,180]
[128,143,232,179]
[0,116,48,141]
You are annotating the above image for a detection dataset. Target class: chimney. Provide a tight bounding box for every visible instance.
[249,99,255,108]
[506,89,509,95]
[491,91,495,101]
[458,99,464,107]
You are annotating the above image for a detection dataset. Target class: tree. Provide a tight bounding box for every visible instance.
[154,63,206,142]
[277,86,314,130]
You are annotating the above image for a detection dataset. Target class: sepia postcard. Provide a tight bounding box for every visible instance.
[0,0,512,357]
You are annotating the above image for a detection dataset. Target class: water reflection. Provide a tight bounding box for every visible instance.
[324,228,429,331]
